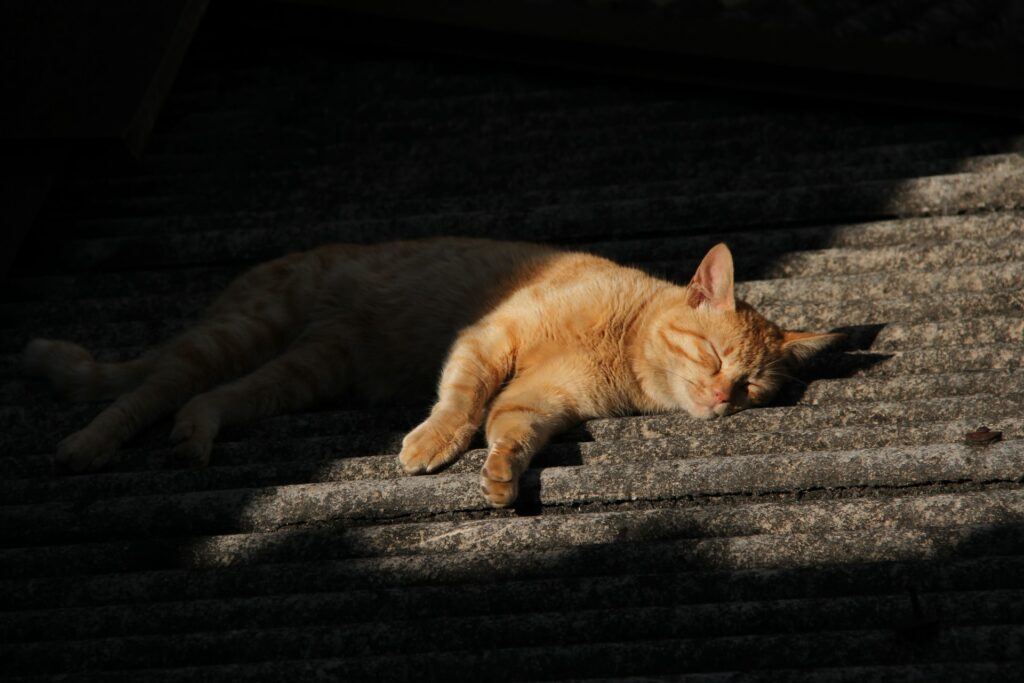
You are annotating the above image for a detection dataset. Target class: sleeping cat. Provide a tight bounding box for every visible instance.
[24,238,839,506]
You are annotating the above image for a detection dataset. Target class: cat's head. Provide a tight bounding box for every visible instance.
[641,243,841,419]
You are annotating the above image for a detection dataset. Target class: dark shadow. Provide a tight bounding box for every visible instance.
[774,323,892,406]
[510,469,545,517]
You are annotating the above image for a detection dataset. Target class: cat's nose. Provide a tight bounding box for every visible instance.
[711,386,731,405]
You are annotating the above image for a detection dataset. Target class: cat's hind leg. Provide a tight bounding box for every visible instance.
[169,323,352,466]
[52,313,290,472]
[23,338,155,402]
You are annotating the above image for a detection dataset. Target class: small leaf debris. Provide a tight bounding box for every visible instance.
[965,426,1002,446]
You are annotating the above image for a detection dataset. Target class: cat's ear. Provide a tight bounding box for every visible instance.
[688,243,735,311]
[781,330,844,362]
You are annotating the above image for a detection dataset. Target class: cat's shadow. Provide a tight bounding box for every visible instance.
[772,323,892,406]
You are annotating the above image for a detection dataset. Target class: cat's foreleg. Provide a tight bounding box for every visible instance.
[478,369,580,507]
[169,325,352,466]
[398,323,515,474]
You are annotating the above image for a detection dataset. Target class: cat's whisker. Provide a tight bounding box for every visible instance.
[768,370,808,388]
[651,362,699,390]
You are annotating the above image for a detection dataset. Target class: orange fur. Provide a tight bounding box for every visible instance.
[24,238,839,505]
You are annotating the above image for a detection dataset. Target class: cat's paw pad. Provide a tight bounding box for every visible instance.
[56,429,119,473]
[480,471,518,508]
[398,416,475,474]
[479,450,518,507]
[170,402,219,467]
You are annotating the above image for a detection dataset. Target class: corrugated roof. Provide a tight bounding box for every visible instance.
[2,6,1023,681]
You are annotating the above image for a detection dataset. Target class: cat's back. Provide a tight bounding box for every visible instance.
[313,238,660,399]
[314,237,557,319]
[350,237,558,291]
[500,248,668,375]
[345,237,656,314]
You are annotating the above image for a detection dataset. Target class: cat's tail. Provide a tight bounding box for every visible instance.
[23,338,155,402]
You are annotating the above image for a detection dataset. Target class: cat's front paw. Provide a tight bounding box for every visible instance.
[56,428,120,473]
[479,447,518,507]
[398,412,476,474]
[480,473,518,508]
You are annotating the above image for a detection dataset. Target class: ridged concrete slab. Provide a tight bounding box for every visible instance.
[9,209,1022,303]
[4,591,1023,675]
[47,150,1024,239]
[2,394,1019,502]
[3,441,1023,553]
[40,172,1024,270]
[3,488,1022,578]
[6,625,1024,681]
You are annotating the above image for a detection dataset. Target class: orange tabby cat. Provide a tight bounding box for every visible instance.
[24,238,838,506]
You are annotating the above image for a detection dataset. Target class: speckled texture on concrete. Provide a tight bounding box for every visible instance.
[2,4,1024,681]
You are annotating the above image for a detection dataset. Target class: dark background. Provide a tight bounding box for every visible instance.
[4,0,1023,278]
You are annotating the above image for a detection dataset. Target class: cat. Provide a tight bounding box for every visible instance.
[23,238,839,506]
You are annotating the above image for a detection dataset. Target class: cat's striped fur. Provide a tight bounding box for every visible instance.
[24,238,838,506]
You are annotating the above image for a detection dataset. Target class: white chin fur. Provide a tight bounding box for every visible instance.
[666,377,719,419]
[682,397,717,420]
